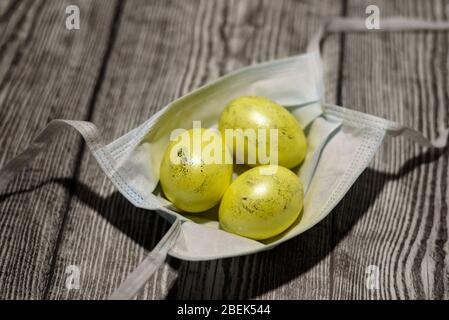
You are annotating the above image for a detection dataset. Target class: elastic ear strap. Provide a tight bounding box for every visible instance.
[309,17,449,149]
[0,120,104,192]
[108,219,182,300]
[387,123,449,149]
[0,120,179,299]
[0,120,161,210]
[307,17,449,52]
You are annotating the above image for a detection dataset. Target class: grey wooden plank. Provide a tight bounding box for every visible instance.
[0,0,121,299]
[45,0,344,299]
[331,0,449,299]
[7,0,447,301]
[45,0,209,299]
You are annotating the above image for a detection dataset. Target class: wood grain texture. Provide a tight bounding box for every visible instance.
[0,0,448,300]
[332,0,449,299]
[46,0,211,299]
[45,0,343,300]
[0,0,122,299]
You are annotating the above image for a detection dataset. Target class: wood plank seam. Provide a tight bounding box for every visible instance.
[329,0,348,300]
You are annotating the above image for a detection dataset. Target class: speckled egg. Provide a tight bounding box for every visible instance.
[218,96,307,169]
[219,165,303,240]
[160,128,233,213]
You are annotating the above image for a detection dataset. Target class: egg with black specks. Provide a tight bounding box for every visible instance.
[160,128,233,213]
[218,96,307,169]
[219,165,303,240]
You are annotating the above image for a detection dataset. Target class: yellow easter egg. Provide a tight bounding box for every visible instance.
[218,96,307,169]
[219,165,303,240]
[160,128,233,213]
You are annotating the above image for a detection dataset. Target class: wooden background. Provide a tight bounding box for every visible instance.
[0,0,448,299]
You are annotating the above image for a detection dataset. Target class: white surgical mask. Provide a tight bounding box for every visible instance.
[1,17,448,299]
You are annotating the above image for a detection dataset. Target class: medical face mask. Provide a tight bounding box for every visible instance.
[1,17,448,299]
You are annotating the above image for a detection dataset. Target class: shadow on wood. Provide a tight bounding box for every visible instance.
[0,146,446,299]
[164,146,448,299]
[0,178,170,254]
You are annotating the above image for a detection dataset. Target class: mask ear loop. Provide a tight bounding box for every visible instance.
[108,218,182,300]
[2,17,448,300]
[308,17,449,149]
[0,120,182,299]
[0,120,164,209]
[307,17,449,53]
